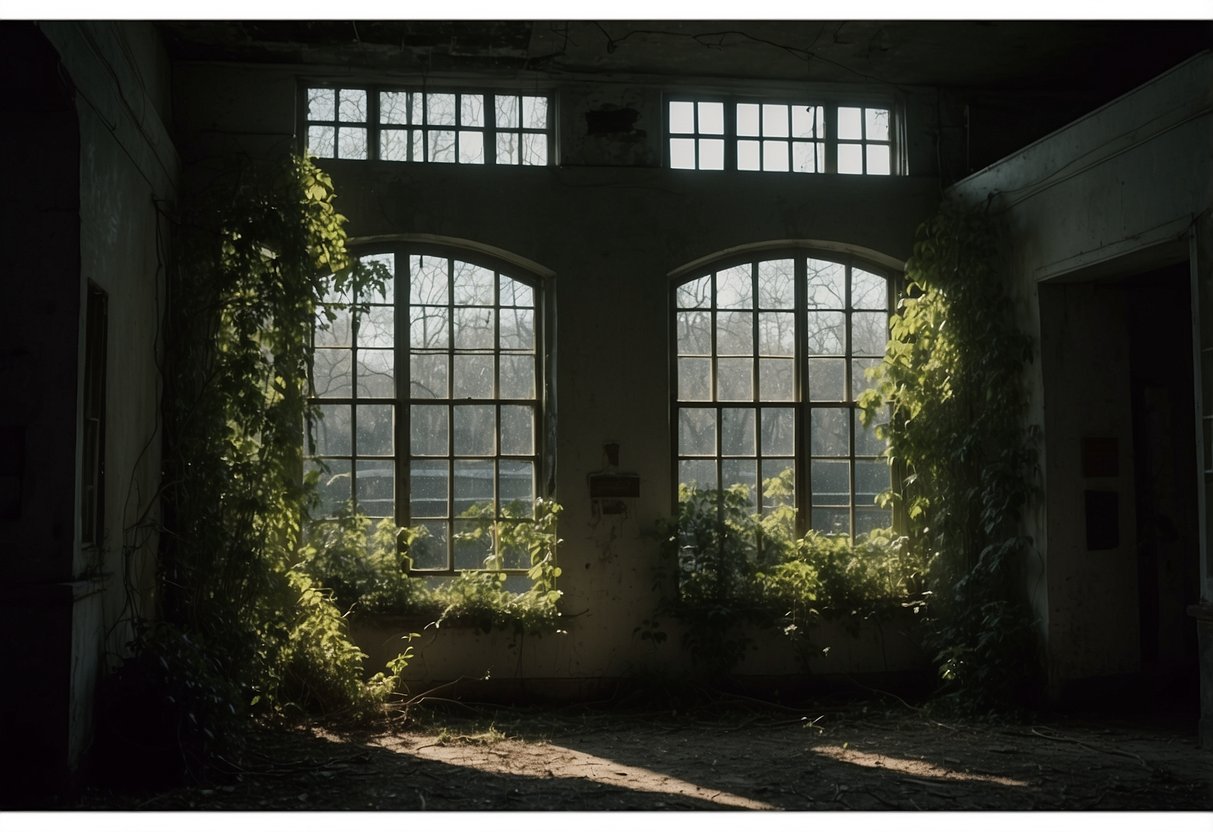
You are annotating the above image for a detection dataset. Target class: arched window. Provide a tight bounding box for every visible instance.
[308,246,548,573]
[672,251,894,539]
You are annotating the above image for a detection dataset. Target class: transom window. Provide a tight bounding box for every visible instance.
[673,253,894,539]
[304,86,552,166]
[668,97,895,175]
[308,248,546,574]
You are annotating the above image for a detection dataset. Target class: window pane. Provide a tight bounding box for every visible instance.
[762,104,789,138]
[339,89,366,122]
[410,521,449,570]
[412,129,425,162]
[808,358,846,402]
[865,108,890,141]
[410,460,449,519]
[669,138,695,170]
[337,127,367,160]
[736,103,760,137]
[760,408,794,456]
[678,408,716,455]
[852,357,882,399]
[812,508,850,536]
[676,275,711,309]
[761,458,796,513]
[500,405,534,455]
[721,408,756,456]
[806,259,846,308]
[855,410,886,456]
[759,358,794,401]
[461,94,485,127]
[805,311,845,355]
[311,457,350,516]
[356,459,394,518]
[852,311,889,355]
[496,132,519,165]
[454,404,496,456]
[496,95,520,128]
[356,349,395,397]
[521,133,547,166]
[453,459,495,515]
[715,265,752,309]
[454,306,495,349]
[427,93,456,125]
[410,306,449,349]
[357,404,394,456]
[811,407,850,456]
[411,255,449,305]
[308,87,336,121]
[856,508,891,537]
[499,355,535,399]
[429,130,456,163]
[381,128,408,161]
[677,310,712,355]
[758,312,795,356]
[453,261,496,305]
[307,125,335,158]
[762,140,789,172]
[359,253,395,303]
[522,96,547,129]
[737,140,760,171]
[453,354,494,399]
[459,130,485,164]
[717,311,754,354]
[838,143,863,174]
[757,259,795,309]
[837,106,863,140]
[679,356,712,401]
[716,357,753,401]
[500,308,535,350]
[410,404,448,455]
[811,459,850,505]
[792,105,821,138]
[500,276,533,308]
[313,348,352,398]
[698,138,724,170]
[315,404,351,456]
[722,459,757,506]
[359,306,394,347]
[698,101,724,134]
[453,516,494,570]
[792,141,822,173]
[855,459,889,504]
[499,460,534,508]
[852,268,887,310]
[409,93,424,124]
[867,144,891,175]
[411,352,448,399]
[669,100,695,134]
[380,90,407,124]
[679,459,717,491]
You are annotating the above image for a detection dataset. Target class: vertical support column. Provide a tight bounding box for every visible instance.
[1187,212,1213,747]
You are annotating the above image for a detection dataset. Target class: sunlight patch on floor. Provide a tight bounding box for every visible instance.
[373,734,776,809]
[811,744,1029,787]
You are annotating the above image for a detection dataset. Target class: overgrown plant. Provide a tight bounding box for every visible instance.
[301,498,565,635]
[151,154,405,763]
[658,475,926,677]
[859,199,1040,710]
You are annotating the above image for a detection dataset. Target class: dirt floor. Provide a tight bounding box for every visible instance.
[72,692,1213,812]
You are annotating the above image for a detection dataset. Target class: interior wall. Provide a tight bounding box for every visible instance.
[172,60,941,684]
[950,53,1212,698]
[0,22,178,802]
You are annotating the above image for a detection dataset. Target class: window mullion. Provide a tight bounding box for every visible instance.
[794,256,809,539]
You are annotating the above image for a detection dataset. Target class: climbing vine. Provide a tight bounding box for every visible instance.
[135,154,405,772]
[859,198,1040,710]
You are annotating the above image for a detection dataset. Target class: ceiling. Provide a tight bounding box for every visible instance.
[160,20,1210,99]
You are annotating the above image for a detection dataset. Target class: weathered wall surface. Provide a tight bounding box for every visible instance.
[0,22,177,801]
[173,60,941,684]
[951,53,1213,689]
